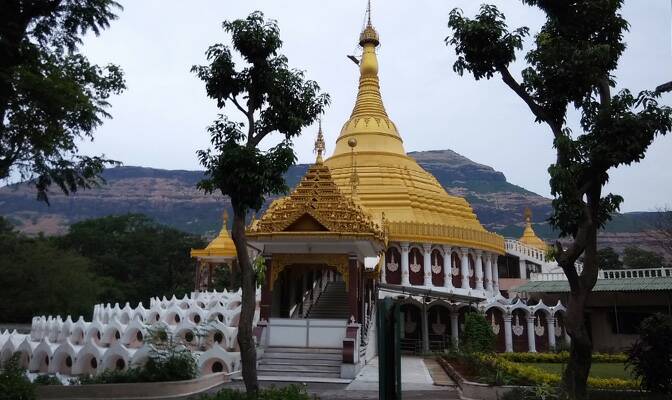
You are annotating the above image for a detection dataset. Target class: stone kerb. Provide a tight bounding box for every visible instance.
[35,371,231,400]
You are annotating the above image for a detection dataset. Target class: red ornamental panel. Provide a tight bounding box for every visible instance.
[486,308,506,352]
[385,247,401,284]
[511,310,528,352]
[555,313,566,346]
[468,254,476,289]
[431,249,444,287]
[534,312,549,352]
[451,252,462,288]
[408,247,424,285]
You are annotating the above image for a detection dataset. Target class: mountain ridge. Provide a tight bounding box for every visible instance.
[0,149,658,252]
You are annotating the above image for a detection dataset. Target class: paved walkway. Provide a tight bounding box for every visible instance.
[346,356,452,391]
[216,356,458,399]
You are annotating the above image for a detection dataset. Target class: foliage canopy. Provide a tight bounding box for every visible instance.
[0,0,126,203]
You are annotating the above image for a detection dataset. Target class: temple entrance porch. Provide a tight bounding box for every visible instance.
[270,264,346,319]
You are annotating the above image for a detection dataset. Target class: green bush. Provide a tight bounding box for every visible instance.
[461,312,495,354]
[32,374,62,386]
[0,353,35,400]
[499,351,627,364]
[201,384,315,400]
[627,313,672,394]
[501,384,559,400]
[78,326,198,384]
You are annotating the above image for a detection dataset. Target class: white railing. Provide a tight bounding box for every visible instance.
[529,272,567,281]
[530,267,672,281]
[505,239,546,263]
[601,267,672,279]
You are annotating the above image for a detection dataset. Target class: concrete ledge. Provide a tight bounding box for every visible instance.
[437,357,515,400]
[36,372,231,400]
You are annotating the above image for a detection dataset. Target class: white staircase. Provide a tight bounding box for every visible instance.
[258,347,342,380]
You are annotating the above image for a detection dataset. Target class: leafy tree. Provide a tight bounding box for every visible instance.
[627,313,672,394]
[0,354,35,400]
[60,214,206,306]
[461,312,496,354]
[0,1,126,203]
[596,247,622,270]
[192,12,329,392]
[622,246,665,269]
[0,227,99,323]
[446,2,672,398]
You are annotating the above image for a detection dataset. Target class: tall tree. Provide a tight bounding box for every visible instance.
[622,246,666,269]
[446,2,672,398]
[192,12,329,393]
[60,214,206,305]
[0,0,126,203]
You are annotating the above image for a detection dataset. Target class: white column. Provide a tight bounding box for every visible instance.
[547,317,557,350]
[492,254,500,295]
[519,259,528,280]
[526,315,537,353]
[423,244,432,287]
[442,246,453,289]
[484,252,493,293]
[380,251,386,284]
[460,248,470,289]
[503,315,513,352]
[450,311,459,349]
[475,250,484,290]
[401,242,410,286]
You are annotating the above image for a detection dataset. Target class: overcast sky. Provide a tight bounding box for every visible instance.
[76,0,672,212]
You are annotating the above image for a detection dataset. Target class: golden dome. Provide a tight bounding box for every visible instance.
[324,21,504,254]
[191,212,237,261]
[519,208,548,251]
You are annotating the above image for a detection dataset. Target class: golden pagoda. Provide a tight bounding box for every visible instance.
[323,15,504,254]
[191,212,237,261]
[518,208,548,251]
[191,212,238,290]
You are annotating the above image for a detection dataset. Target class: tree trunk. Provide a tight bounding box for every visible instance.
[230,206,258,394]
[562,289,592,400]
[561,204,599,400]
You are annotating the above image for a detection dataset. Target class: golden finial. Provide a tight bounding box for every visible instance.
[359,0,379,46]
[524,207,532,225]
[222,210,229,226]
[314,119,326,164]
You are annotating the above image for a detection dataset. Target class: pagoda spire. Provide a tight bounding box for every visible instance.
[314,119,326,164]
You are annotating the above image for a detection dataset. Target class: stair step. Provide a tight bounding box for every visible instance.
[265,347,341,354]
[259,359,341,368]
[262,353,342,362]
[257,369,340,378]
[258,364,340,373]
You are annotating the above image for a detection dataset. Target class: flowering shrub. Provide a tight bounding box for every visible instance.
[474,354,638,390]
[498,351,627,364]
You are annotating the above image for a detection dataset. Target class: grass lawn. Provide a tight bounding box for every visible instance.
[522,362,634,380]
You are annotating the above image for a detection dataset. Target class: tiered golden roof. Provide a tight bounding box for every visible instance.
[518,208,548,251]
[191,212,237,260]
[323,19,504,254]
[247,157,386,243]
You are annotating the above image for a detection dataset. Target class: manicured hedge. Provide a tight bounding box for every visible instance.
[498,351,627,364]
[477,354,638,390]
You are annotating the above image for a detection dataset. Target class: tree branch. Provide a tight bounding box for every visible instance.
[497,65,563,138]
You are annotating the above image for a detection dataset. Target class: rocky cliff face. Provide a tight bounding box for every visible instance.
[0,149,653,242]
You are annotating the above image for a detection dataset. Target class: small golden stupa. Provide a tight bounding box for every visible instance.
[518,208,547,251]
[191,211,237,261]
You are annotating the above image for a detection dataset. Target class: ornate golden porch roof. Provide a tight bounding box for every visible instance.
[519,208,548,251]
[246,160,386,244]
[191,212,237,260]
[323,15,505,254]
